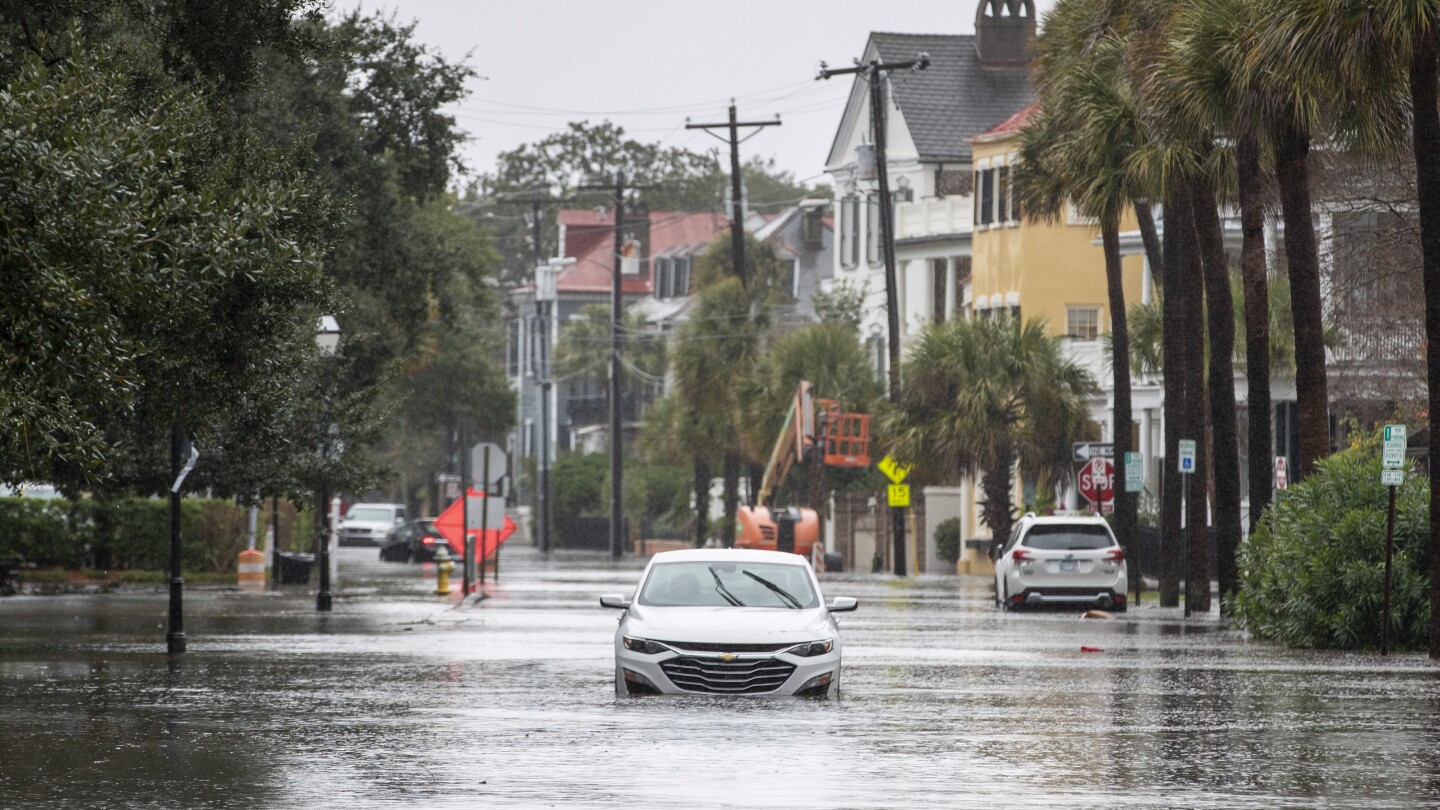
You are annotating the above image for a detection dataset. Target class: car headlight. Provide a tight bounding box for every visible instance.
[788,640,834,657]
[622,636,667,655]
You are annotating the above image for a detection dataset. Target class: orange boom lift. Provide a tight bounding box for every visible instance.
[736,381,871,563]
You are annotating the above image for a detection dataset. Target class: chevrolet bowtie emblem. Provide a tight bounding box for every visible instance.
[719,653,738,662]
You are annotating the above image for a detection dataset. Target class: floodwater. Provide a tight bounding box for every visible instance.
[1,547,1438,809]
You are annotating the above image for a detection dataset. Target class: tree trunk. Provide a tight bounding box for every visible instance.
[1237,133,1272,534]
[1194,177,1241,614]
[692,458,711,548]
[720,451,741,548]
[1159,192,1192,607]
[1101,217,1137,601]
[1181,191,1210,615]
[1273,120,1330,479]
[1409,29,1440,660]
[1134,199,1164,285]
[981,443,1016,561]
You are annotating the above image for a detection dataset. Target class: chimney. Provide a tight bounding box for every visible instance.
[974,0,1036,68]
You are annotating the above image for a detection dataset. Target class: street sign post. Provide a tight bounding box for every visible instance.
[878,455,910,484]
[1078,456,1114,512]
[1382,424,1407,469]
[1124,451,1143,494]
[1177,440,1197,474]
[1177,438,1197,619]
[1381,424,1408,656]
[436,489,516,561]
[1072,442,1114,463]
[887,483,911,508]
[470,442,508,486]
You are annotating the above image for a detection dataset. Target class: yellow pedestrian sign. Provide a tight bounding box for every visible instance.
[887,483,911,508]
[878,455,911,484]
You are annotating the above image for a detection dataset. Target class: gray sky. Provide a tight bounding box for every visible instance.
[351,1,1059,190]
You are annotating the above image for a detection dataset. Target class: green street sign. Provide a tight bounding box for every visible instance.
[1383,424,1408,469]
[1124,451,1144,493]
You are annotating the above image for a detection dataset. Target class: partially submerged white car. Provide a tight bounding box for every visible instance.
[600,549,858,698]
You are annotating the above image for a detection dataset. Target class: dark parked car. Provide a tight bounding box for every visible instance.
[378,519,451,563]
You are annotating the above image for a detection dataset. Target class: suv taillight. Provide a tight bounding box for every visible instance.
[1105,548,1125,563]
[1012,548,1034,563]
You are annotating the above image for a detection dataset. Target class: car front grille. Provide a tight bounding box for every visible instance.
[661,656,796,694]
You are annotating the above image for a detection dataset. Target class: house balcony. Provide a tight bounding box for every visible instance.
[895,196,974,242]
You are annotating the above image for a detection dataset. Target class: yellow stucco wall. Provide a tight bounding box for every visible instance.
[969,138,1145,337]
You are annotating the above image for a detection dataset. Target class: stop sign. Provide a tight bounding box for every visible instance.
[1078,456,1114,506]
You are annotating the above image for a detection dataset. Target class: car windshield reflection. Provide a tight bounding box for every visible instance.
[638,561,818,609]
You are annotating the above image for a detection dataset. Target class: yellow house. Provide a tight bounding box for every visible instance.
[952,103,1148,575]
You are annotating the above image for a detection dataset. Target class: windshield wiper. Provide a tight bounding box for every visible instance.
[742,570,802,609]
[708,565,744,606]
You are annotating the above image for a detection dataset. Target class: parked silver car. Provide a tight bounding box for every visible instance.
[994,513,1128,611]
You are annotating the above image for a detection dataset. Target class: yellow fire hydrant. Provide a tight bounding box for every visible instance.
[433,545,453,595]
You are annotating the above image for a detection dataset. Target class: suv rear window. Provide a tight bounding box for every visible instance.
[1021,524,1114,550]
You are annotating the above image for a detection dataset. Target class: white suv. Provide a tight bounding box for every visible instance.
[338,502,407,546]
[994,513,1127,612]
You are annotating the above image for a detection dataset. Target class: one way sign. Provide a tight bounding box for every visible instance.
[1072,442,1114,463]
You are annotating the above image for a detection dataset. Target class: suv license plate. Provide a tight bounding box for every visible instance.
[1059,560,1079,573]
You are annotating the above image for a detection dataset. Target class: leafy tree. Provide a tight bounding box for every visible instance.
[0,37,338,501]
[467,121,819,286]
[883,316,1095,556]
[739,322,885,512]
[554,304,666,406]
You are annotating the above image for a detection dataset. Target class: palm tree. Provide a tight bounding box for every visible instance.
[882,316,1095,557]
[1016,24,1146,600]
[637,393,717,548]
[1256,0,1440,657]
[1166,0,1275,546]
[670,277,764,547]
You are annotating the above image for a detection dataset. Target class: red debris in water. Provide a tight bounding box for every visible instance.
[1080,646,1104,653]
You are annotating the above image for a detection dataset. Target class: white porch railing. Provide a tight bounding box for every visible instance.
[895,196,974,240]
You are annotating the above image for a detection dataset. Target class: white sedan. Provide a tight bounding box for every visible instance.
[600,548,858,698]
[994,513,1128,612]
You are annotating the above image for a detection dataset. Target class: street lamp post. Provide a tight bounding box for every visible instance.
[535,261,563,555]
[315,315,341,612]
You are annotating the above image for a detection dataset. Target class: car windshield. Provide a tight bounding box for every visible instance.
[346,507,395,522]
[638,561,818,609]
[1022,524,1114,551]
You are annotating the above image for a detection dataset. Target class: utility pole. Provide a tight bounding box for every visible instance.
[497,190,573,556]
[578,172,648,559]
[685,102,781,287]
[819,52,928,577]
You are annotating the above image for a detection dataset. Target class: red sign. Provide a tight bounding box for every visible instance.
[1078,457,1115,509]
[434,489,516,559]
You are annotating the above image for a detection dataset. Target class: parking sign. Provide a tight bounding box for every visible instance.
[1177,439,1197,474]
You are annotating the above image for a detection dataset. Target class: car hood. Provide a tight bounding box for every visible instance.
[625,605,832,644]
[342,520,393,531]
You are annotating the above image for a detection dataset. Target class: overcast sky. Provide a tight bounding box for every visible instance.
[350,0,1060,191]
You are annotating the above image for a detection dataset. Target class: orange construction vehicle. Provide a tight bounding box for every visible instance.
[736,381,871,564]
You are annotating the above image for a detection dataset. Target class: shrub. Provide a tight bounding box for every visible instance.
[553,452,609,518]
[934,517,962,566]
[0,497,247,572]
[1233,450,1431,650]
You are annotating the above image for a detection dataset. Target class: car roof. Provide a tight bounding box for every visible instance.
[1020,513,1110,526]
[649,548,808,565]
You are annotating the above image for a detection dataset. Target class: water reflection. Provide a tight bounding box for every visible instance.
[0,548,1437,808]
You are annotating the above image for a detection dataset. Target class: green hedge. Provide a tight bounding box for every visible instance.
[0,497,248,573]
[1234,450,1431,650]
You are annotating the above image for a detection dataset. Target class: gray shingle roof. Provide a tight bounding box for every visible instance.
[871,32,1034,164]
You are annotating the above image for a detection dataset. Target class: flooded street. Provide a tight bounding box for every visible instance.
[2,547,1438,809]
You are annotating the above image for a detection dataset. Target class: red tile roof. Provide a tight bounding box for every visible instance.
[554,210,729,295]
[970,101,1039,144]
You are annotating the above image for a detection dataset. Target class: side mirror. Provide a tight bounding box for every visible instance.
[599,595,631,610]
[827,596,859,613]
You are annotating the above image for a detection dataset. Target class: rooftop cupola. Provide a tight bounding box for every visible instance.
[974,0,1036,68]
